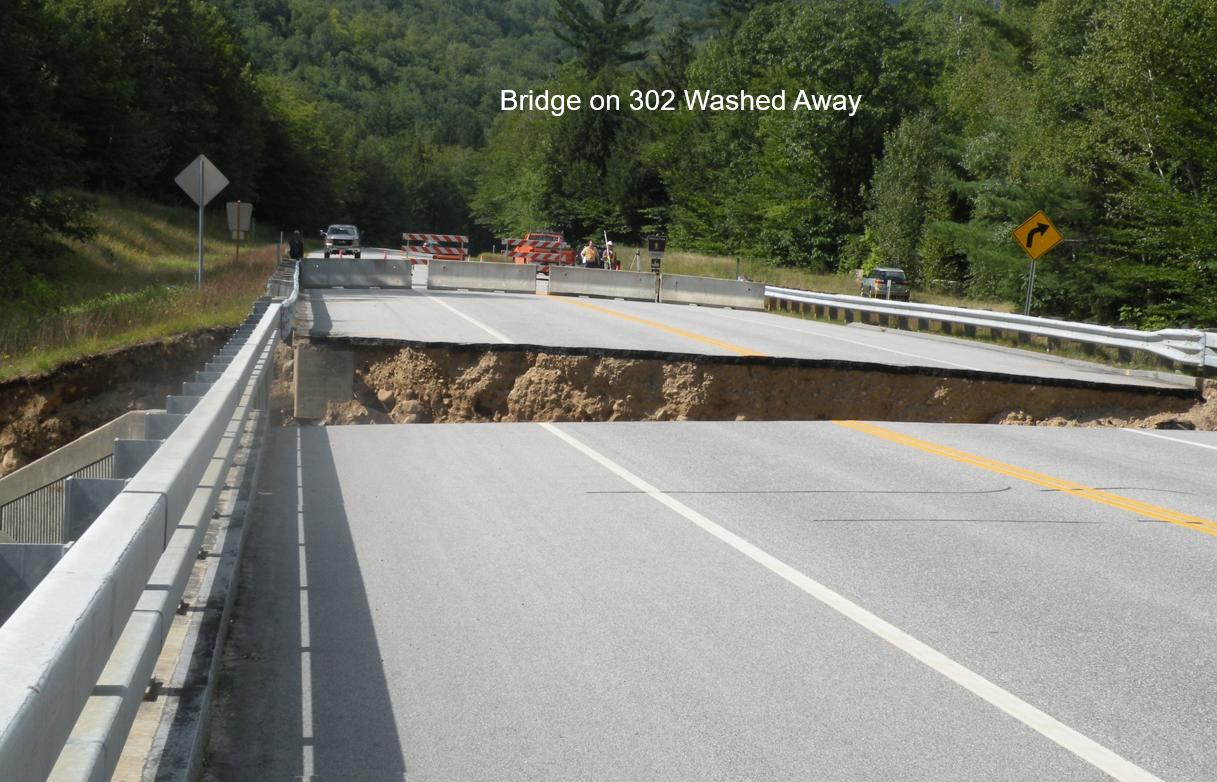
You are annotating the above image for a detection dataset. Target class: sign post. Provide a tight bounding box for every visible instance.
[226,201,253,264]
[647,235,667,274]
[174,155,229,287]
[1011,210,1063,316]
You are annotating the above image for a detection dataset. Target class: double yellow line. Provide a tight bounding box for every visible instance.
[837,420,1217,537]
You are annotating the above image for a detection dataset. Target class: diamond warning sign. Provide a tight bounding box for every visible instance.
[1012,211,1063,261]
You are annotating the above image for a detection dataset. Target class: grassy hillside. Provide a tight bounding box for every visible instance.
[0,193,281,380]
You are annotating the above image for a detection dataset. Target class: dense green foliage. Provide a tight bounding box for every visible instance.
[477,0,1217,325]
[4,0,1214,325]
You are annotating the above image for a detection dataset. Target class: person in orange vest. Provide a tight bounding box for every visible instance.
[580,239,598,267]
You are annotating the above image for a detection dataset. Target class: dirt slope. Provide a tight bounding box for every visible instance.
[0,327,234,476]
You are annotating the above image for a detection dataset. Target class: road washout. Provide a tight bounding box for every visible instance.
[273,343,1213,430]
[0,327,234,477]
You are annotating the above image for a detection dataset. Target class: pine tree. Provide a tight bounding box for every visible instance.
[551,0,653,74]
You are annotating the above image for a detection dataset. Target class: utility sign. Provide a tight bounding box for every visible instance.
[647,234,667,274]
[1012,211,1062,261]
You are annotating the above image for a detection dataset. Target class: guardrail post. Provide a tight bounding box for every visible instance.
[964,324,977,338]
[918,318,929,332]
[1018,332,1031,345]
[844,309,854,324]
[1117,347,1133,362]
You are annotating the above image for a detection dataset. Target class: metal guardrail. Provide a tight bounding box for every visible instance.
[0,300,283,782]
[764,286,1217,371]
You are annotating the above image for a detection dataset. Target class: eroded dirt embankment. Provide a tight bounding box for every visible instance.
[0,327,234,477]
[282,344,1213,431]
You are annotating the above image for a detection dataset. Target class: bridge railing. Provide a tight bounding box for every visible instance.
[764,286,1217,372]
[0,301,282,782]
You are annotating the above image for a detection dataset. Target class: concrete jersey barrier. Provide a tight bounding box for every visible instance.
[548,267,656,302]
[300,259,411,289]
[659,274,765,310]
[428,260,537,294]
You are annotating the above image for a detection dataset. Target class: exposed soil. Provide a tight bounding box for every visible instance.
[0,326,235,477]
[4,336,1209,479]
[287,345,1213,431]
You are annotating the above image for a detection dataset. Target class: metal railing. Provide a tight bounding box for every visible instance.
[0,456,111,544]
[764,286,1217,371]
[0,301,282,782]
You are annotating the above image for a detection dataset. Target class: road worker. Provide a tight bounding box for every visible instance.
[581,239,598,267]
[604,241,617,270]
[288,230,304,261]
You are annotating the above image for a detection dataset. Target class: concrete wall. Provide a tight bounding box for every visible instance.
[659,275,765,310]
[300,259,411,289]
[548,267,656,302]
[0,411,147,509]
[294,340,354,419]
[428,260,537,294]
[0,544,65,627]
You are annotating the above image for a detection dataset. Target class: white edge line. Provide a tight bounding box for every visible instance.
[1122,427,1217,451]
[539,421,1162,782]
[423,293,515,343]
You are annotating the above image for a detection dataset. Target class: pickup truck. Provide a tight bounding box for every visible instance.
[321,225,361,259]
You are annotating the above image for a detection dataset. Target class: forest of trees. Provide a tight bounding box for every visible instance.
[4,0,1215,327]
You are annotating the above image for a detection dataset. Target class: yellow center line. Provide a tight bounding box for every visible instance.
[547,295,766,357]
[835,420,1217,537]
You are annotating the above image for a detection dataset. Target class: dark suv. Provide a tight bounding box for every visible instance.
[321,225,361,258]
[860,267,911,301]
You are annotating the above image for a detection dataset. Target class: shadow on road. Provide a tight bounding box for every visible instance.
[201,427,405,781]
[302,426,406,780]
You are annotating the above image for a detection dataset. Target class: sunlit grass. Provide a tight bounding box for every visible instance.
[0,193,282,381]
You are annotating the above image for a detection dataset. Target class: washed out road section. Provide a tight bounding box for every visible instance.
[203,421,1217,781]
[300,285,1186,391]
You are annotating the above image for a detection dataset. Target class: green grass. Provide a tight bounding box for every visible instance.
[0,192,284,381]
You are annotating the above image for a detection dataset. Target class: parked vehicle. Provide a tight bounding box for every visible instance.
[860,267,911,301]
[321,225,361,258]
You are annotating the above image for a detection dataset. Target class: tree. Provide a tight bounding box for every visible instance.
[551,0,653,74]
[709,0,778,37]
[0,0,96,298]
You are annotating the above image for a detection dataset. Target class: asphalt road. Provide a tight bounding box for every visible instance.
[204,421,1217,782]
[298,267,1186,391]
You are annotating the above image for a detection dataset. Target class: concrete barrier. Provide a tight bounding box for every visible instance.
[548,267,656,302]
[0,544,65,626]
[294,340,354,419]
[659,274,765,310]
[0,412,147,512]
[300,259,411,289]
[428,260,537,294]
